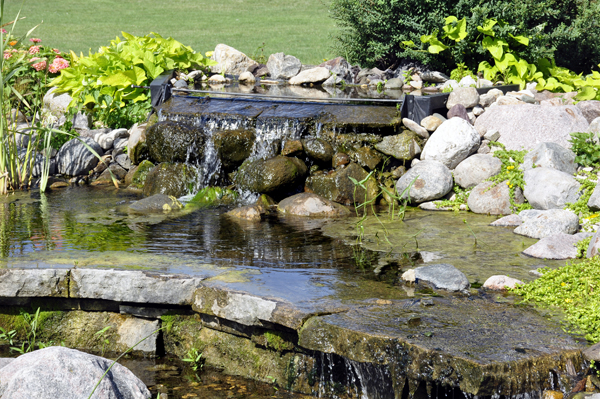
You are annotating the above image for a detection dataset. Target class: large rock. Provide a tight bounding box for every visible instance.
[289,67,330,85]
[56,137,103,176]
[395,160,453,204]
[453,154,502,189]
[374,132,421,161]
[421,118,480,169]
[235,156,307,198]
[522,142,576,174]
[576,100,600,124]
[513,209,579,239]
[42,87,73,121]
[523,233,591,259]
[0,346,150,399]
[128,194,183,213]
[277,193,351,217]
[305,162,378,205]
[467,181,523,215]
[267,52,302,79]
[302,138,334,164]
[588,181,600,211]
[447,87,480,109]
[128,123,148,165]
[210,44,258,75]
[213,129,255,171]
[142,162,197,198]
[145,121,206,164]
[523,167,581,209]
[413,264,470,292]
[474,104,589,150]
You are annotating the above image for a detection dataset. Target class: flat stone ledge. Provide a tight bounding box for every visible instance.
[70,269,205,305]
[0,269,69,298]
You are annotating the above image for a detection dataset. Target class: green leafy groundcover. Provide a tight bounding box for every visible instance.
[512,258,600,343]
[49,32,215,129]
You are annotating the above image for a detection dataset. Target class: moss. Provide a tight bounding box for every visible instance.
[261,331,295,352]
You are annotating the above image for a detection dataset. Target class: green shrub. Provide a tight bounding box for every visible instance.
[49,32,215,129]
[329,0,600,73]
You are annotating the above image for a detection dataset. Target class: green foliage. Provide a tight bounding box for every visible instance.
[435,184,471,211]
[564,170,598,232]
[49,32,215,129]
[488,141,532,213]
[185,186,238,210]
[511,259,600,343]
[183,347,204,372]
[576,236,592,259]
[569,132,600,167]
[449,62,475,82]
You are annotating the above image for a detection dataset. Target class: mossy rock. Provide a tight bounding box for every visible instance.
[234,156,307,199]
[213,129,256,171]
[146,120,207,164]
[305,162,379,206]
[142,162,197,198]
[185,187,238,210]
[125,160,155,189]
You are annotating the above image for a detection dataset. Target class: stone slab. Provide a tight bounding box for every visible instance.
[0,269,69,298]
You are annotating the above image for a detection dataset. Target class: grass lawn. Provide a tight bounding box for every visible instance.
[4,0,338,65]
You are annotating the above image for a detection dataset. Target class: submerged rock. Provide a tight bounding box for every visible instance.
[226,205,263,221]
[412,263,470,292]
[305,162,378,206]
[186,187,238,209]
[277,193,351,217]
[128,194,183,213]
[0,346,150,399]
[235,156,307,198]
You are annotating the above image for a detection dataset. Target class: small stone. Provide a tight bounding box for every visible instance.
[238,71,256,84]
[401,269,415,283]
[483,129,500,142]
[472,106,485,116]
[332,153,350,168]
[277,192,351,217]
[208,74,226,83]
[414,264,470,292]
[447,104,470,123]
[226,205,263,221]
[420,115,444,132]
[402,118,429,139]
[483,275,523,290]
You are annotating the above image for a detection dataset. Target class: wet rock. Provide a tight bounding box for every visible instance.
[211,44,258,75]
[235,156,307,198]
[126,160,154,189]
[277,192,350,217]
[226,205,263,221]
[453,154,502,189]
[267,52,302,79]
[255,194,276,213]
[523,233,591,259]
[447,104,470,123]
[146,121,206,164]
[395,160,453,204]
[522,142,576,174]
[142,162,197,198]
[514,209,579,239]
[281,140,303,157]
[213,129,255,171]
[467,181,523,215]
[0,347,151,399]
[474,104,590,150]
[186,187,238,209]
[305,162,378,205]
[414,263,470,292]
[447,87,480,109]
[96,163,127,184]
[332,152,350,168]
[421,118,480,169]
[289,67,330,85]
[352,146,382,170]
[0,269,68,298]
[402,118,429,139]
[56,137,103,176]
[374,131,421,161]
[128,194,183,213]
[490,214,522,226]
[302,138,334,164]
[483,275,523,290]
[128,123,148,165]
[523,167,581,209]
[576,100,600,124]
[420,115,444,132]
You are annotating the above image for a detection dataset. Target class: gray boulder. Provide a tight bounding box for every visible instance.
[514,209,579,239]
[467,181,523,215]
[0,346,150,399]
[421,117,480,169]
[267,52,302,79]
[395,160,453,204]
[588,181,600,210]
[523,167,581,209]
[57,137,103,176]
[522,142,576,174]
[374,132,421,161]
[210,44,258,75]
[576,100,600,124]
[447,87,479,109]
[128,194,183,213]
[587,229,600,258]
[289,67,330,85]
[414,264,470,292]
[523,233,592,259]
[590,117,600,136]
[277,193,351,217]
[474,104,589,150]
[453,154,502,189]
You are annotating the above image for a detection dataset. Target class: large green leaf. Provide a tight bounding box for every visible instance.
[575,86,597,101]
[477,19,497,36]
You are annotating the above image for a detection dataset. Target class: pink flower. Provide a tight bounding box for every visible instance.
[3,51,11,60]
[52,48,60,54]
[48,57,69,73]
[28,45,40,54]
[30,57,47,71]
[29,38,41,43]
[1,29,6,34]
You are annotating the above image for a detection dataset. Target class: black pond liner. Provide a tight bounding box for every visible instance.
[148,71,520,125]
